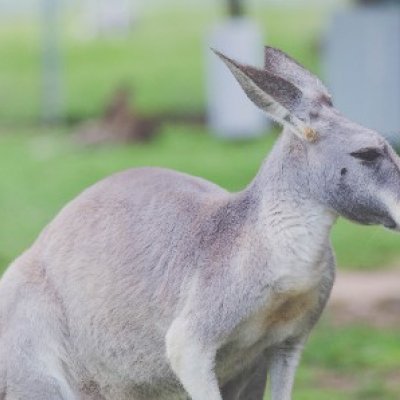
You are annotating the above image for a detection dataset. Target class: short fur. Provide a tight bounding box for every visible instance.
[1,47,400,400]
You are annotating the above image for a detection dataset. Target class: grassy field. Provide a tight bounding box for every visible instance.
[0,4,399,399]
[0,5,325,124]
[289,323,400,400]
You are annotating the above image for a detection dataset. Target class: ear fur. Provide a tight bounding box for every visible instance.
[213,49,317,141]
[264,46,332,105]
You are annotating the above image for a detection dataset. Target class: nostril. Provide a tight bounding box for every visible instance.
[341,168,347,176]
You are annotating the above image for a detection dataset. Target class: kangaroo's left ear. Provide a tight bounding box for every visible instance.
[264,46,332,106]
[213,48,331,142]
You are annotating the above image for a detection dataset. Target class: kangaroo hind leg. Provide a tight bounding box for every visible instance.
[5,344,77,400]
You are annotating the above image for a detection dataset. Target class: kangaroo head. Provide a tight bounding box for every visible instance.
[216,46,400,230]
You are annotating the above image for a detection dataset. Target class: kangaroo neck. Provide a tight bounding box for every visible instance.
[244,130,337,253]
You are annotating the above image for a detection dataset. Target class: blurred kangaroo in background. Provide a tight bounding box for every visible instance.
[1,47,400,400]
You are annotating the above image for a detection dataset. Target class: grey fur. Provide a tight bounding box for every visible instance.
[213,49,303,114]
[1,47,400,400]
[263,46,332,106]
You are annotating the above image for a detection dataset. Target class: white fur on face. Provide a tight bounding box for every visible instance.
[380,192,400,231]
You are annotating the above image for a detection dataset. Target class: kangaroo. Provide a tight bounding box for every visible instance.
[1,47,400,400]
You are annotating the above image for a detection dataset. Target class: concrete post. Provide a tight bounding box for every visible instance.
[324,5,400,143]
[206,17,268,139]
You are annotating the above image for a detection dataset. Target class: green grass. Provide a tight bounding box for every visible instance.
[260,321,400,399]
[0,5,325,124]
[288,323,400,400]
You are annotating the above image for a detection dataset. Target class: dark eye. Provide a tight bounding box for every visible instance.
[350,148,381,162]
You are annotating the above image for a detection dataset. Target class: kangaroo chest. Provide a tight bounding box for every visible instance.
[215,285,321,384]
[235,287,320,348]
[216,251,330,382]
[235,242,327,347]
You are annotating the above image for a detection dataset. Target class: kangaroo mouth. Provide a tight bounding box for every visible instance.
[382,214,399,231]
[380,193,400,232]
[384,220,397,230]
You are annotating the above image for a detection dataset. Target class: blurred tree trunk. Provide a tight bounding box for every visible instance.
[357,0,400,4]
[227,0,244,17]
[42,0,63,124]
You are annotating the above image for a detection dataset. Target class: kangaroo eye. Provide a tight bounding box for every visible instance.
[350,148,381,162]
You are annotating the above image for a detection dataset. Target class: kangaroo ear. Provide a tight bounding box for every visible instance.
[264,46,332,106]
[213,49,318,142]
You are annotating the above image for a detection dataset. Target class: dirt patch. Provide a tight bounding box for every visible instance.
[328,268,400,328]
[385,370,400,392]
[314,369,359,391]
[312,368,400,394]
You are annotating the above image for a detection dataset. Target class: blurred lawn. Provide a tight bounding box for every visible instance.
[0,5,324,124]
[286,323,400,400]
[0,4,399,400]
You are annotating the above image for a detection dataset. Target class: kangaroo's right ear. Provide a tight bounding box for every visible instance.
[213,49,317,142]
